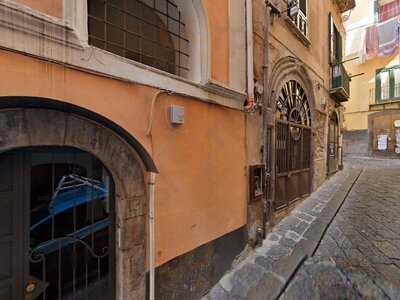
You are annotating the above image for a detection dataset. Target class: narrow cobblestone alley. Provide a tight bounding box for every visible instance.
[283,158,400,299]
[206,158,400,300]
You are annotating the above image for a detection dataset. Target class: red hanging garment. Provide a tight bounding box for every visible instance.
[379,0,400,22]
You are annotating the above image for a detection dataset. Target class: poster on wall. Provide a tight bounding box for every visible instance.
[395,129,400,154]
[377,134,388,151]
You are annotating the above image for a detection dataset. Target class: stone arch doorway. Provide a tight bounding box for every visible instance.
[0,146,115,300]
[264,57,316,214]
[327,111,340,175]
[0,106,149,299]
[274,79,312,210]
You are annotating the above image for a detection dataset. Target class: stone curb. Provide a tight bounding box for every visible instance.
[204,167,363,300]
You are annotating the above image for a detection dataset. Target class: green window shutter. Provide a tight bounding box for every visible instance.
[389,68,395,99]
[337,30,343,63]
[328,14,343,64]
[374,0,379,22]
[329,13,334,65]
[376,69,382,102]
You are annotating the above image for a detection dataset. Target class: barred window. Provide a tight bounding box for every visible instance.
[88,0,190,77]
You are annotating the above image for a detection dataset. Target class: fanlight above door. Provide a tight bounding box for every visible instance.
[276,80,311,127]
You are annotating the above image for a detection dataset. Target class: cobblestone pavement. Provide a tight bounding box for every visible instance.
[283,157,400,300]
[205,162,363,300]
[206,157,400,300]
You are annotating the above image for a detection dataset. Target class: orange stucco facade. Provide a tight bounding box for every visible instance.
[15,0,62,18]
[203,0,230,84]
[13,0,231,86]
[0,49,247,266]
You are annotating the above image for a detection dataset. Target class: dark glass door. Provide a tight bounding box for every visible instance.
[0,147,115,300]
[0,152,25,300]
[327,114,339,175]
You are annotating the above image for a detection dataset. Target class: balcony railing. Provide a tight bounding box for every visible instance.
[330,63,351,102]
[290,10,308,38]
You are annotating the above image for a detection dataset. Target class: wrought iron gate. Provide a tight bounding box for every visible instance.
[327,113,339,175]
[0,147,115,300]
[274,80,312,211]
[264,127,273,224]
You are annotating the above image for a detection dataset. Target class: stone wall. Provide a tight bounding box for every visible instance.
[155,227,246,300]
[0,107,147,300]
[343,130,369,157]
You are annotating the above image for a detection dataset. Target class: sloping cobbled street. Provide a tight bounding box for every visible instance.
[206,157,400,299]
[283,157,400,299]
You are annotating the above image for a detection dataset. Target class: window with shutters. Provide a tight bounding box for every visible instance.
[329,13,351,102]
[375,66,400,102]
[88,0,190,78]
[329,14,343,65]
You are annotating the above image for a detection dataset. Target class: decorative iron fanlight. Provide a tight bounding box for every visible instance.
[277,80,311,127]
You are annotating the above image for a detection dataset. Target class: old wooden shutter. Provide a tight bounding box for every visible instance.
[389,67,395,99]
[0,152,24,300]
[329,13,335,64]
[376,69,382,102]
[336,29,343,63]
[374,0,379,22]
[329,14,343,64]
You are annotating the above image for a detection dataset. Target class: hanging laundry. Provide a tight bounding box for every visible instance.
[365,25,379,59]
[379,0,400,22]
[377,16,400,56]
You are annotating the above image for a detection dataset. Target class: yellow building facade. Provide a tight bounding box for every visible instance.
[344,0,400,156]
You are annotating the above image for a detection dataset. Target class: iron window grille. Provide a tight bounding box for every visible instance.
[88,0,190,77]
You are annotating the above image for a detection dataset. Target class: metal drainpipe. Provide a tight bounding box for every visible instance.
[263,1,271,222]
[246,0,255,104]
[148,172,157,300]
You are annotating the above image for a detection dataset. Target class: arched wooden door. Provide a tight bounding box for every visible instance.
[0,147,115,300]
[275,80,312,211]
[327,112,339,175]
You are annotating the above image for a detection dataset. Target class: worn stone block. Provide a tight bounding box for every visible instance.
[127,195,146,218]
[0,109,29,150]
[119,216,145,250]
[24,109,67,145]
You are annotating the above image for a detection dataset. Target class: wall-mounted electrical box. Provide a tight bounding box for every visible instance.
[169,105,185,125]
[249,165,266,203]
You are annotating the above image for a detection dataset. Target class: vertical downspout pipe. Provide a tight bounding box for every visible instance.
[263,1,270,220]
[246,0,255,104]
[148,172,157,300]
[263,2,270,140]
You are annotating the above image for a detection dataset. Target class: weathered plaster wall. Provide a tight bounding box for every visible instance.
[15,0,62,17]
[202,0,230,85]
[344,55,399,131]
[0,50,247,267]
[252,0,346,199]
